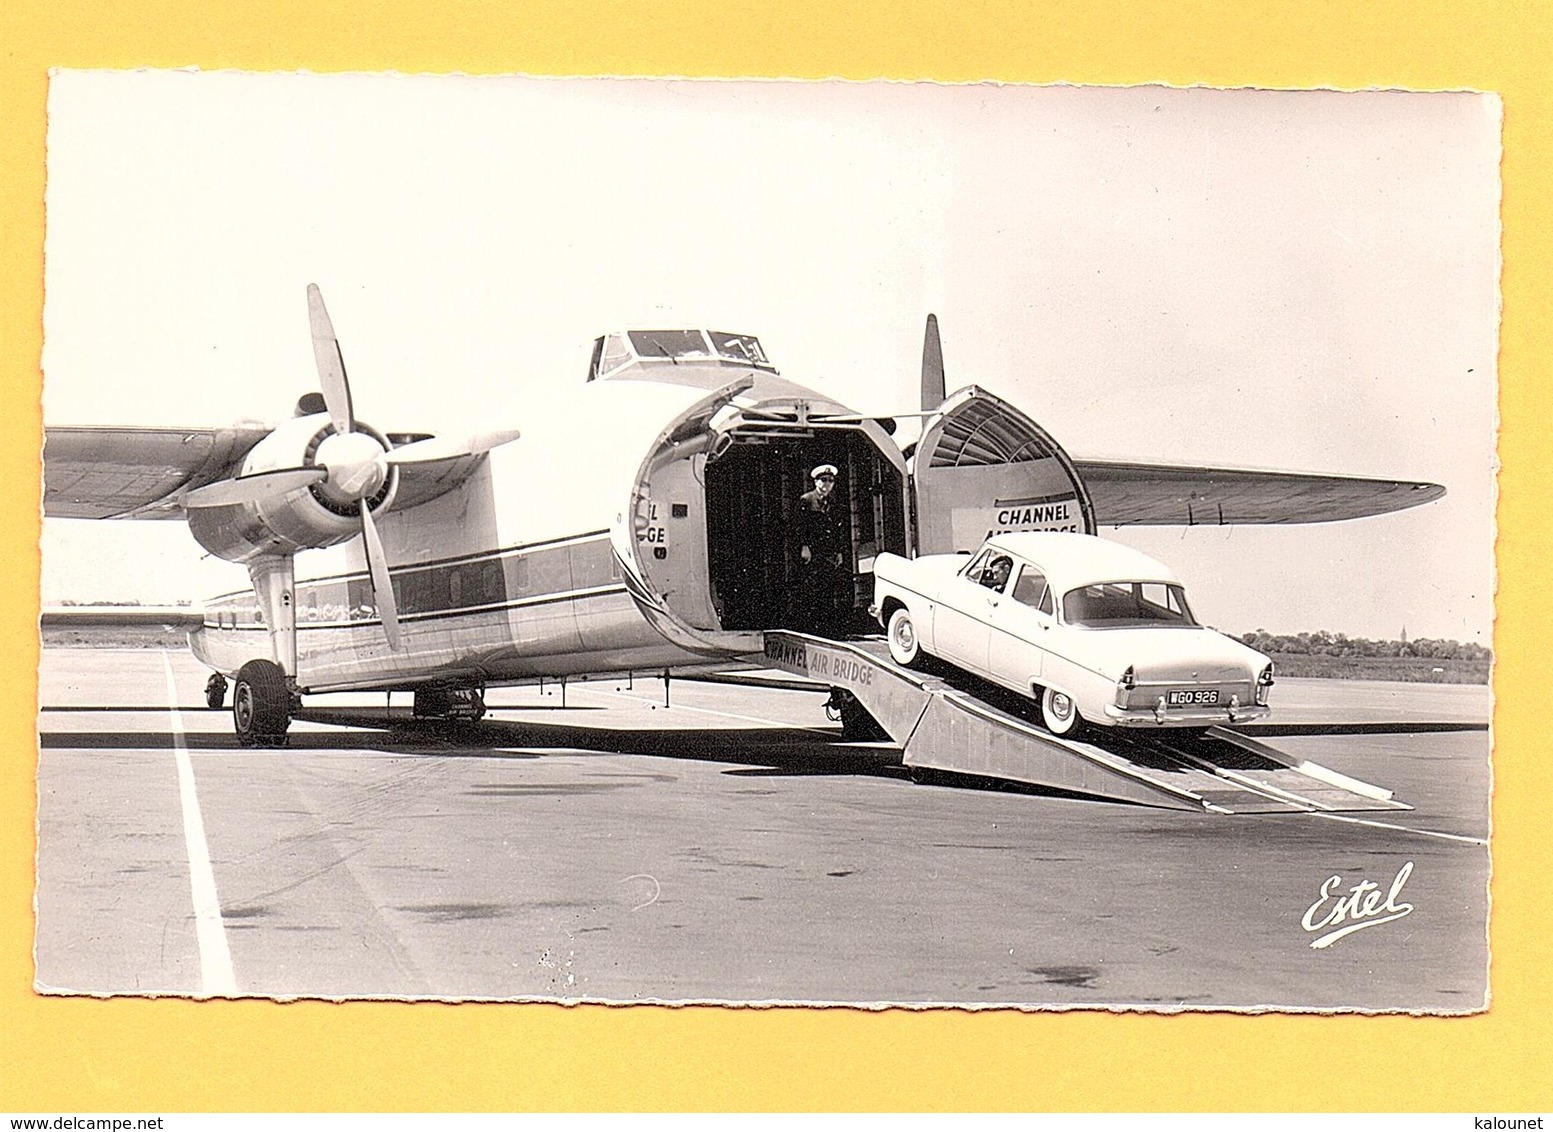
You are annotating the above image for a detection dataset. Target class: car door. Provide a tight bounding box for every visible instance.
[933,549,1011,674]
[987,560,1056,691]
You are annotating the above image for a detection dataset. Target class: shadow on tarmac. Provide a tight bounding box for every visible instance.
[39,709,1120,803]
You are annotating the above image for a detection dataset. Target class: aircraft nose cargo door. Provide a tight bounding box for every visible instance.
[911,386,1096,555]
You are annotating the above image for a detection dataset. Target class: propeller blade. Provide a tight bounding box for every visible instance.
[359,502,402,651]
[921,313,946,412]
[383,428,522,465]
[183,466,327,509]
[307,284,355,435]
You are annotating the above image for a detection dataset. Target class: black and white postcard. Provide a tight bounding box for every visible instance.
[37,72,1497,1010]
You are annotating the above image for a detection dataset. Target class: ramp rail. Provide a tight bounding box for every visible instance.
[761,630,1408,814]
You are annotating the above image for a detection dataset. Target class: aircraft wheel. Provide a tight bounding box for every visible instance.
[204,673,228,710]
[1039,686,1084,738]
[233,659,291,748]
[886,607,920,667]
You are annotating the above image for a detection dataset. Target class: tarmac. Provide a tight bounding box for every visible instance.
[34,646,1491,1011]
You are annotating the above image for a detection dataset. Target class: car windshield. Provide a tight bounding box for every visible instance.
[1062,581,1198,628]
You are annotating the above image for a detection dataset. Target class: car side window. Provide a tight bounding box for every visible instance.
[979,554,1014,592]
[1012,566,1054,614]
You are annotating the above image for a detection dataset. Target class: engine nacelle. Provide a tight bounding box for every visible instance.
[186,414,399,564]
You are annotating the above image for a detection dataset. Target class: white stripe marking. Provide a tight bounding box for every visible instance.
[162,654,238,996]
[1307,811,1488,846]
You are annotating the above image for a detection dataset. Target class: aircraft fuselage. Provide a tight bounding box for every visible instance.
[189,338,1092,695]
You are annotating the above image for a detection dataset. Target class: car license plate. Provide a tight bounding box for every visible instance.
[1167,689,1219,706]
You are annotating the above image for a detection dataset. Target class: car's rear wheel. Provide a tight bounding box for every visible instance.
[886,607,920,667]
[1039,686,1084,738]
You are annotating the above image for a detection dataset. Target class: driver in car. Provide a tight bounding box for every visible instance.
[981,555,1013,591]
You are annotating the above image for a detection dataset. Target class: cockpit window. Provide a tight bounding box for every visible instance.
[708,331,772,367]
[1062,582,1198,628]
[629,330,712,361]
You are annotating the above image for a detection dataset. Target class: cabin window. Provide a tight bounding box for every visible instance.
[506,556,531,596]
[346,577,374,620]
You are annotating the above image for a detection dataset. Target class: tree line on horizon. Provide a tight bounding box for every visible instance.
[1237,629,1491,662]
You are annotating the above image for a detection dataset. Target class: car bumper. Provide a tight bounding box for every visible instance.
[1101,701,1271,727]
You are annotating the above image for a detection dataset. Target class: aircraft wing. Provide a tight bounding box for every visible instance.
[1072,459,1446,526]
[42,425,274,519]
[40,604,206,629]
[43,424,492,519]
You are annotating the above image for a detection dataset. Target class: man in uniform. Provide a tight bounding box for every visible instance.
[796,463,849,635]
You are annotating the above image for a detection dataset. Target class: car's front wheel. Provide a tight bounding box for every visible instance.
[1039,686,1084,738]
[886,606,920,667]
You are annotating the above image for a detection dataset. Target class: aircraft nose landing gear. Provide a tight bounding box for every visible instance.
[232,659,293,748]
[204,672,228,710]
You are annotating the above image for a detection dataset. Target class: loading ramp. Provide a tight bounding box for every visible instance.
[761,630,1409,814]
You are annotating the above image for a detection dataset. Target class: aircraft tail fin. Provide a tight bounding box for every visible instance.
[921,314,946,411]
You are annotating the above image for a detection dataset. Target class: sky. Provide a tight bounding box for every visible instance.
[40,73,1500,643]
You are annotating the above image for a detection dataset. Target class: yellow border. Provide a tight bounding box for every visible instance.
[2,0,1546,1113]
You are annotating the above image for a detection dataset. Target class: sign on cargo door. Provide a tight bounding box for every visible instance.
[911,387,1095,555]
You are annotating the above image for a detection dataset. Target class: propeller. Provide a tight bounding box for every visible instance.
[359,501,401,650]
[182,286,521,651]
[308,284,355,435]
[298,285,400,647]
[383,427,522,465]
[183,466,327,509]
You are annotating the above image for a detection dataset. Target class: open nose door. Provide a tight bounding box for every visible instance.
[911,386,1096,555]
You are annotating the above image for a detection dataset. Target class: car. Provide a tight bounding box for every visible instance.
[871,531,1274,736]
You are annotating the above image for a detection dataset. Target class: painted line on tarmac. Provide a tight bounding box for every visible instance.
[1307,811,1487,846]
[162,654,238,996]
